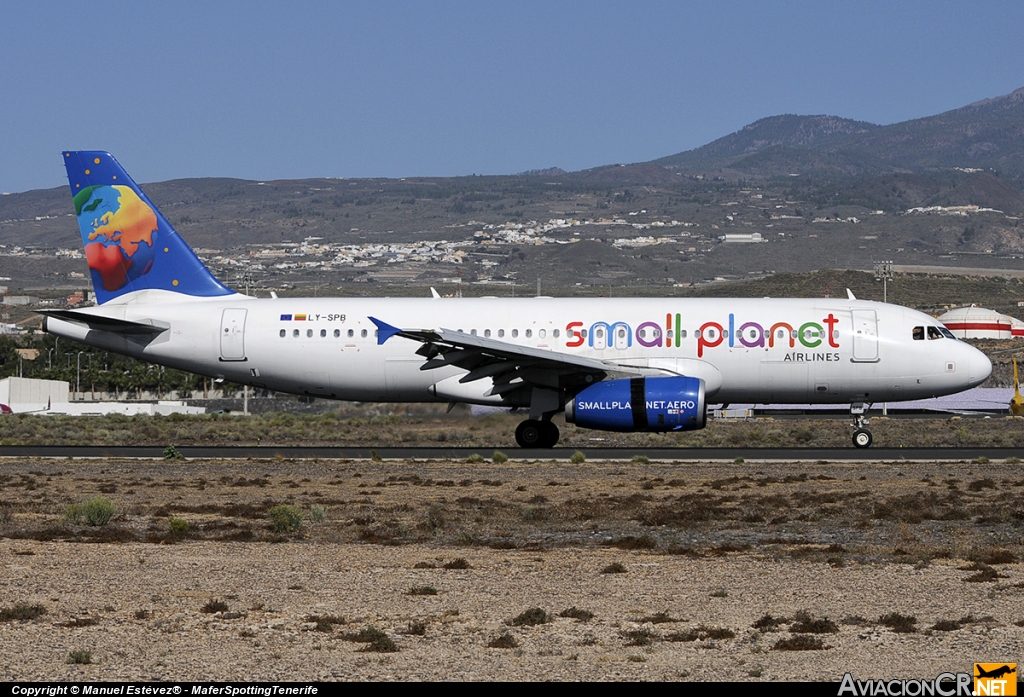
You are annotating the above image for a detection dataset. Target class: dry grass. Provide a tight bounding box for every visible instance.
[5,410,1024,449]
[0,457,1020,571]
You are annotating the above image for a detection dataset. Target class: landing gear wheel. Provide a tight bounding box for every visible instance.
[516,420,544,448]
[541,421,560,448]
[852,429,873,449]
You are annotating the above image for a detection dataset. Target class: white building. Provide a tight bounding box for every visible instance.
[0,377,205,416]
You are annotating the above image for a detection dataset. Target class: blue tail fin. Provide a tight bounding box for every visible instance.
[63,151,235,304]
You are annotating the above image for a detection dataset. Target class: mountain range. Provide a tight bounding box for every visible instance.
[3,86,1024,297]
[649,86,1024,181]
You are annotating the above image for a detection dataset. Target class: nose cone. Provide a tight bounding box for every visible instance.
[966,346,992,388]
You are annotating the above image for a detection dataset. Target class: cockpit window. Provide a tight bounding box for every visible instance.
[927,326,944,340]
[913,326,924,341]
[939,327,955,339]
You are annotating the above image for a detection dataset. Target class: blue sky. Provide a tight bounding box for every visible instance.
[2,1,1023,193]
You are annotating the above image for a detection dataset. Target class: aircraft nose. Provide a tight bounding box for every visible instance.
[966,346,992,388]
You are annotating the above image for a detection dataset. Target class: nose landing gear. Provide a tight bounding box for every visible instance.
[850,402,873,448]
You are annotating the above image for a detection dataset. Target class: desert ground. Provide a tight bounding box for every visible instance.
[1,454,1022,682]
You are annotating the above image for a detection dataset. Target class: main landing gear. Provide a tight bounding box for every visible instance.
[515,419,560,448]
[850,402,872,448]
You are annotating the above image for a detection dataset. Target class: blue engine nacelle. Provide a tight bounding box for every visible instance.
[564,376,706,432]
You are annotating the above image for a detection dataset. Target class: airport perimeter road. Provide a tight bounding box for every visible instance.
[1,445,1023,460]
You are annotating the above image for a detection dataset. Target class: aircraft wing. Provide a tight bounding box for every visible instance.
[370,316,658,396]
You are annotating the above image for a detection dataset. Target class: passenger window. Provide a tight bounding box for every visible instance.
[320,329,327,338]
[777,329,786,339]
[539,329,546,338]
[581,329,587,338]
[913,326,924,341]
[279,329,286,338]
[361,329,367,338]
[512,329,518,338]
[293,329,299,338]
[617,329,625,339]
[567,329,575,338]
[471,329,477,336]
[498,329,505,338]
[526,329,532,338]
[552,329,559,338]
[334,329,340,338]
[927,326,943,340]
[749,329,758,339]
[484,329,491,338]
[679,330,686,338]
[307,329,313,338]
[347,329,354,338]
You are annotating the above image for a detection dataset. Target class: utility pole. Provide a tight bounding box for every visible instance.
[874,261,894,304]
[77,351,85,400]
[874,261,894,416]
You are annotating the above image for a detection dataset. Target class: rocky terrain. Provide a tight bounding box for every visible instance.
[1,455,1022,681]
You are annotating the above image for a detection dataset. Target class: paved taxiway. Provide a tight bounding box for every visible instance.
[2,444,1023,460]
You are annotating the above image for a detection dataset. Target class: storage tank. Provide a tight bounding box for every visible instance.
[938,306,1013,339]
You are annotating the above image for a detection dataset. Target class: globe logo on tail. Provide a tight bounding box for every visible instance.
[73,184,158,292]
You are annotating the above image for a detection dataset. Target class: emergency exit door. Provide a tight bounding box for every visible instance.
[220,308,247,361]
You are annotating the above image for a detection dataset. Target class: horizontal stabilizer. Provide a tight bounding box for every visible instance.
[38,309,169,335]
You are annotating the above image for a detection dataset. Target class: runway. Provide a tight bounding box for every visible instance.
[2,444,1023,460]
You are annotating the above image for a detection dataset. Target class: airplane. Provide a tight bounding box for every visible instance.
[40,151,993,449]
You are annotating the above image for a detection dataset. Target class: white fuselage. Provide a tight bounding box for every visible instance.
[45,291,993,407]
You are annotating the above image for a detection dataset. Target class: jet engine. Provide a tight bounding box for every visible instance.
[564,376,706,432]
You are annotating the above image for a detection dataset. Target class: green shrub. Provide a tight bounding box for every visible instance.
[560,607,594,621]
[510,608,549,626]
[201,598,229,614]
[877,612,917,633]
[342,625,398,652]
[168,517,190,534]
[163,445,184,461]
[65,497,116,526]
[623,628,655,646]
[488,632,518,649]
[309,505,327,523]
[269,505,303,533]
[570,451,586,464]
[66,649,93,665]
[0,603,47,622]
[492,451,509,464]
[773,635,828,651]
[362,633,398,652]
[465,453,485,464]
